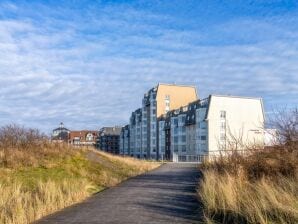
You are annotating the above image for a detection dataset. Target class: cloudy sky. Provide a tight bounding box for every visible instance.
[0,0,297,133]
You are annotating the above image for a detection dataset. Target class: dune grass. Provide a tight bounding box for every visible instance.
[0,127,160,224]
[198,146,298,224]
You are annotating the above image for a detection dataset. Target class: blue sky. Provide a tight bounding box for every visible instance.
[0,0,297,133]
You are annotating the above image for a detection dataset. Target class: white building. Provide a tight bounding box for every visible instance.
[158,95,265,161]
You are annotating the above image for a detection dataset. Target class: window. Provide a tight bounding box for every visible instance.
[174,118,178,126]
[165,95,170,100]
[200,122,206,129]
[174,136,178,143]
[200,136,206,140]
[182,145,186,152]
[181,126,186,132]
[220,122,226,130]
[220,133,226,141]
[181,135,186,142]
[152,109,156,114]
[174,127,178,135]
[174,145,178,152]
[220,110,226,119]
[86,133,93,141]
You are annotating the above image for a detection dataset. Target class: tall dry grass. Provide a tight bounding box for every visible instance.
[0,179,93,224]
[199,145,298,224]
[0,124,160,224]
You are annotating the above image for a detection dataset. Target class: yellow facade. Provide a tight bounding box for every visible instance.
[156,83,198,117]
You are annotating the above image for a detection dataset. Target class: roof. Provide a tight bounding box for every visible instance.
[157,83,197,89]
[209,94,262,100]
[53,127,70,132]
[99,127,122,135]
[69,130,98,140]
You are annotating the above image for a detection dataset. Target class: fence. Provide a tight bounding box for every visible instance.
[172,153,208,163]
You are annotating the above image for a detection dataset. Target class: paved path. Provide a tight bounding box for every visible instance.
[36,163,203,224]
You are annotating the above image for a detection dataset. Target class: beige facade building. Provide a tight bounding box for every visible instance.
[120,83,197,159]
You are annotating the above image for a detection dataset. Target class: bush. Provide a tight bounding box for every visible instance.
[198,108,298,224]
[199,143,298,224]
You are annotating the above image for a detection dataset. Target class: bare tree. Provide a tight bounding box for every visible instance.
[269,107,298,149]
[0,124,48,149]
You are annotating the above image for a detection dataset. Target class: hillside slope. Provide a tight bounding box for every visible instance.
[0,143,160,224]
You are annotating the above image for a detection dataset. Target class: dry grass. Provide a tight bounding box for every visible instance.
[198,145,298,224]
[0,124,160,224]
[0,179,93,224]
[200,170,298,224]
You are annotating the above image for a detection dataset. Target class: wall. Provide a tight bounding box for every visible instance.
[207,96,265,156]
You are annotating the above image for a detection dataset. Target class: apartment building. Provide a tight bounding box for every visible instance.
[158,95,264,161]
[120,84,265,161]
[97,126,121,154]
[121,83,197,159]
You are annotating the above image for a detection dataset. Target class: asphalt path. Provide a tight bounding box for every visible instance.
[36,163,203,224]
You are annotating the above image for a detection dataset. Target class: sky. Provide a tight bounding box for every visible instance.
[0,0,297,134]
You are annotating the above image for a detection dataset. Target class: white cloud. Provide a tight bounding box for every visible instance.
[0,2,297,133]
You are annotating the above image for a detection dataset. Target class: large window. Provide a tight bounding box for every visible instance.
[220,110,226,119]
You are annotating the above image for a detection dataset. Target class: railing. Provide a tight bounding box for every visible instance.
[172,153,208,163]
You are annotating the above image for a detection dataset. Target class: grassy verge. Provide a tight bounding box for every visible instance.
[198,146,298,224]
[0,143,160,224]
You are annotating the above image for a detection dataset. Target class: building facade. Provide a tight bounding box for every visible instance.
[120,125,130,155]
[97,127,121,154]
[120,84,265,161]
[121,83,198,159]
[69,130,98,146]
[51,122,70,142]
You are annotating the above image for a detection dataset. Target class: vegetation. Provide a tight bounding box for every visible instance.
[0,124,160,224]
[198,108,298,224]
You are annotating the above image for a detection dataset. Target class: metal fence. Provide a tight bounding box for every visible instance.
[172,154,208,163]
